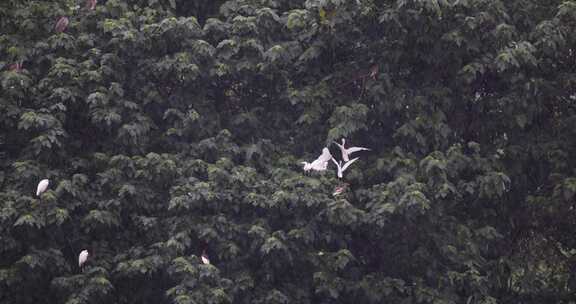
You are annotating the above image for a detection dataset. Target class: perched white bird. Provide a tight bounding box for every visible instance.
[201,251,210,265]
[78,249,89,268]
[331,157,359,179]
[36,179,50,196]
[302,147,333,172]
[333,138,370,162]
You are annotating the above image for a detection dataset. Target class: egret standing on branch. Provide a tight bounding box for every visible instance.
[201,251,210,265]
[78,249,89,271]
[331,157,359,179]
[302,147,333,172]
[36,179,49,197]
[334,138,370,162]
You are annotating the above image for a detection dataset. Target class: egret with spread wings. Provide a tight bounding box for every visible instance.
[302,147,333,172]
[334,138,370,162]
[331,157,359,179]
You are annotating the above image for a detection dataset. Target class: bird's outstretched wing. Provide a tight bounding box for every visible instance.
[347,147,370,154]
[341,157,359,172]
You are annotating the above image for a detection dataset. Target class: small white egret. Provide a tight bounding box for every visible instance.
[333,138,370,162]
[331,157,359,179]
[302,147,333,172]
[78,249,89,268]
[201,251,210,265]
[36,179,49,196]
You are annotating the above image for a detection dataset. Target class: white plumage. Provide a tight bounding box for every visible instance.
[36,179,49,196]
[334,138,370,162]
[331,157,359,179]
[201,252,210,265]
[78,250,89,267]
[302,147,333,172]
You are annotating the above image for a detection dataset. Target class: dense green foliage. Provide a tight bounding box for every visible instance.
[2,0,576,303]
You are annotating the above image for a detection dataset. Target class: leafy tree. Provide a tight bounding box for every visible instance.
[2,0,576,303]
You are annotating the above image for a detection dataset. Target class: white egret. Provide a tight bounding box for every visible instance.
[201,251,210,265]
[36,179,49,196]
[302,147,332,172]
[333,138,370,162]
[331,157,359,179]
[78,249,89,268]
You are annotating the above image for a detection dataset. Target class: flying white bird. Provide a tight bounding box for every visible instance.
[331,157,359,179]
[78,249,89,268]
[302,147,333,172]
[36,179,49,196]
[201,251,210,265]
[333,138,370,162]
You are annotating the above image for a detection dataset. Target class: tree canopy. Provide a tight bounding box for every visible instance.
[2,0,576,303]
